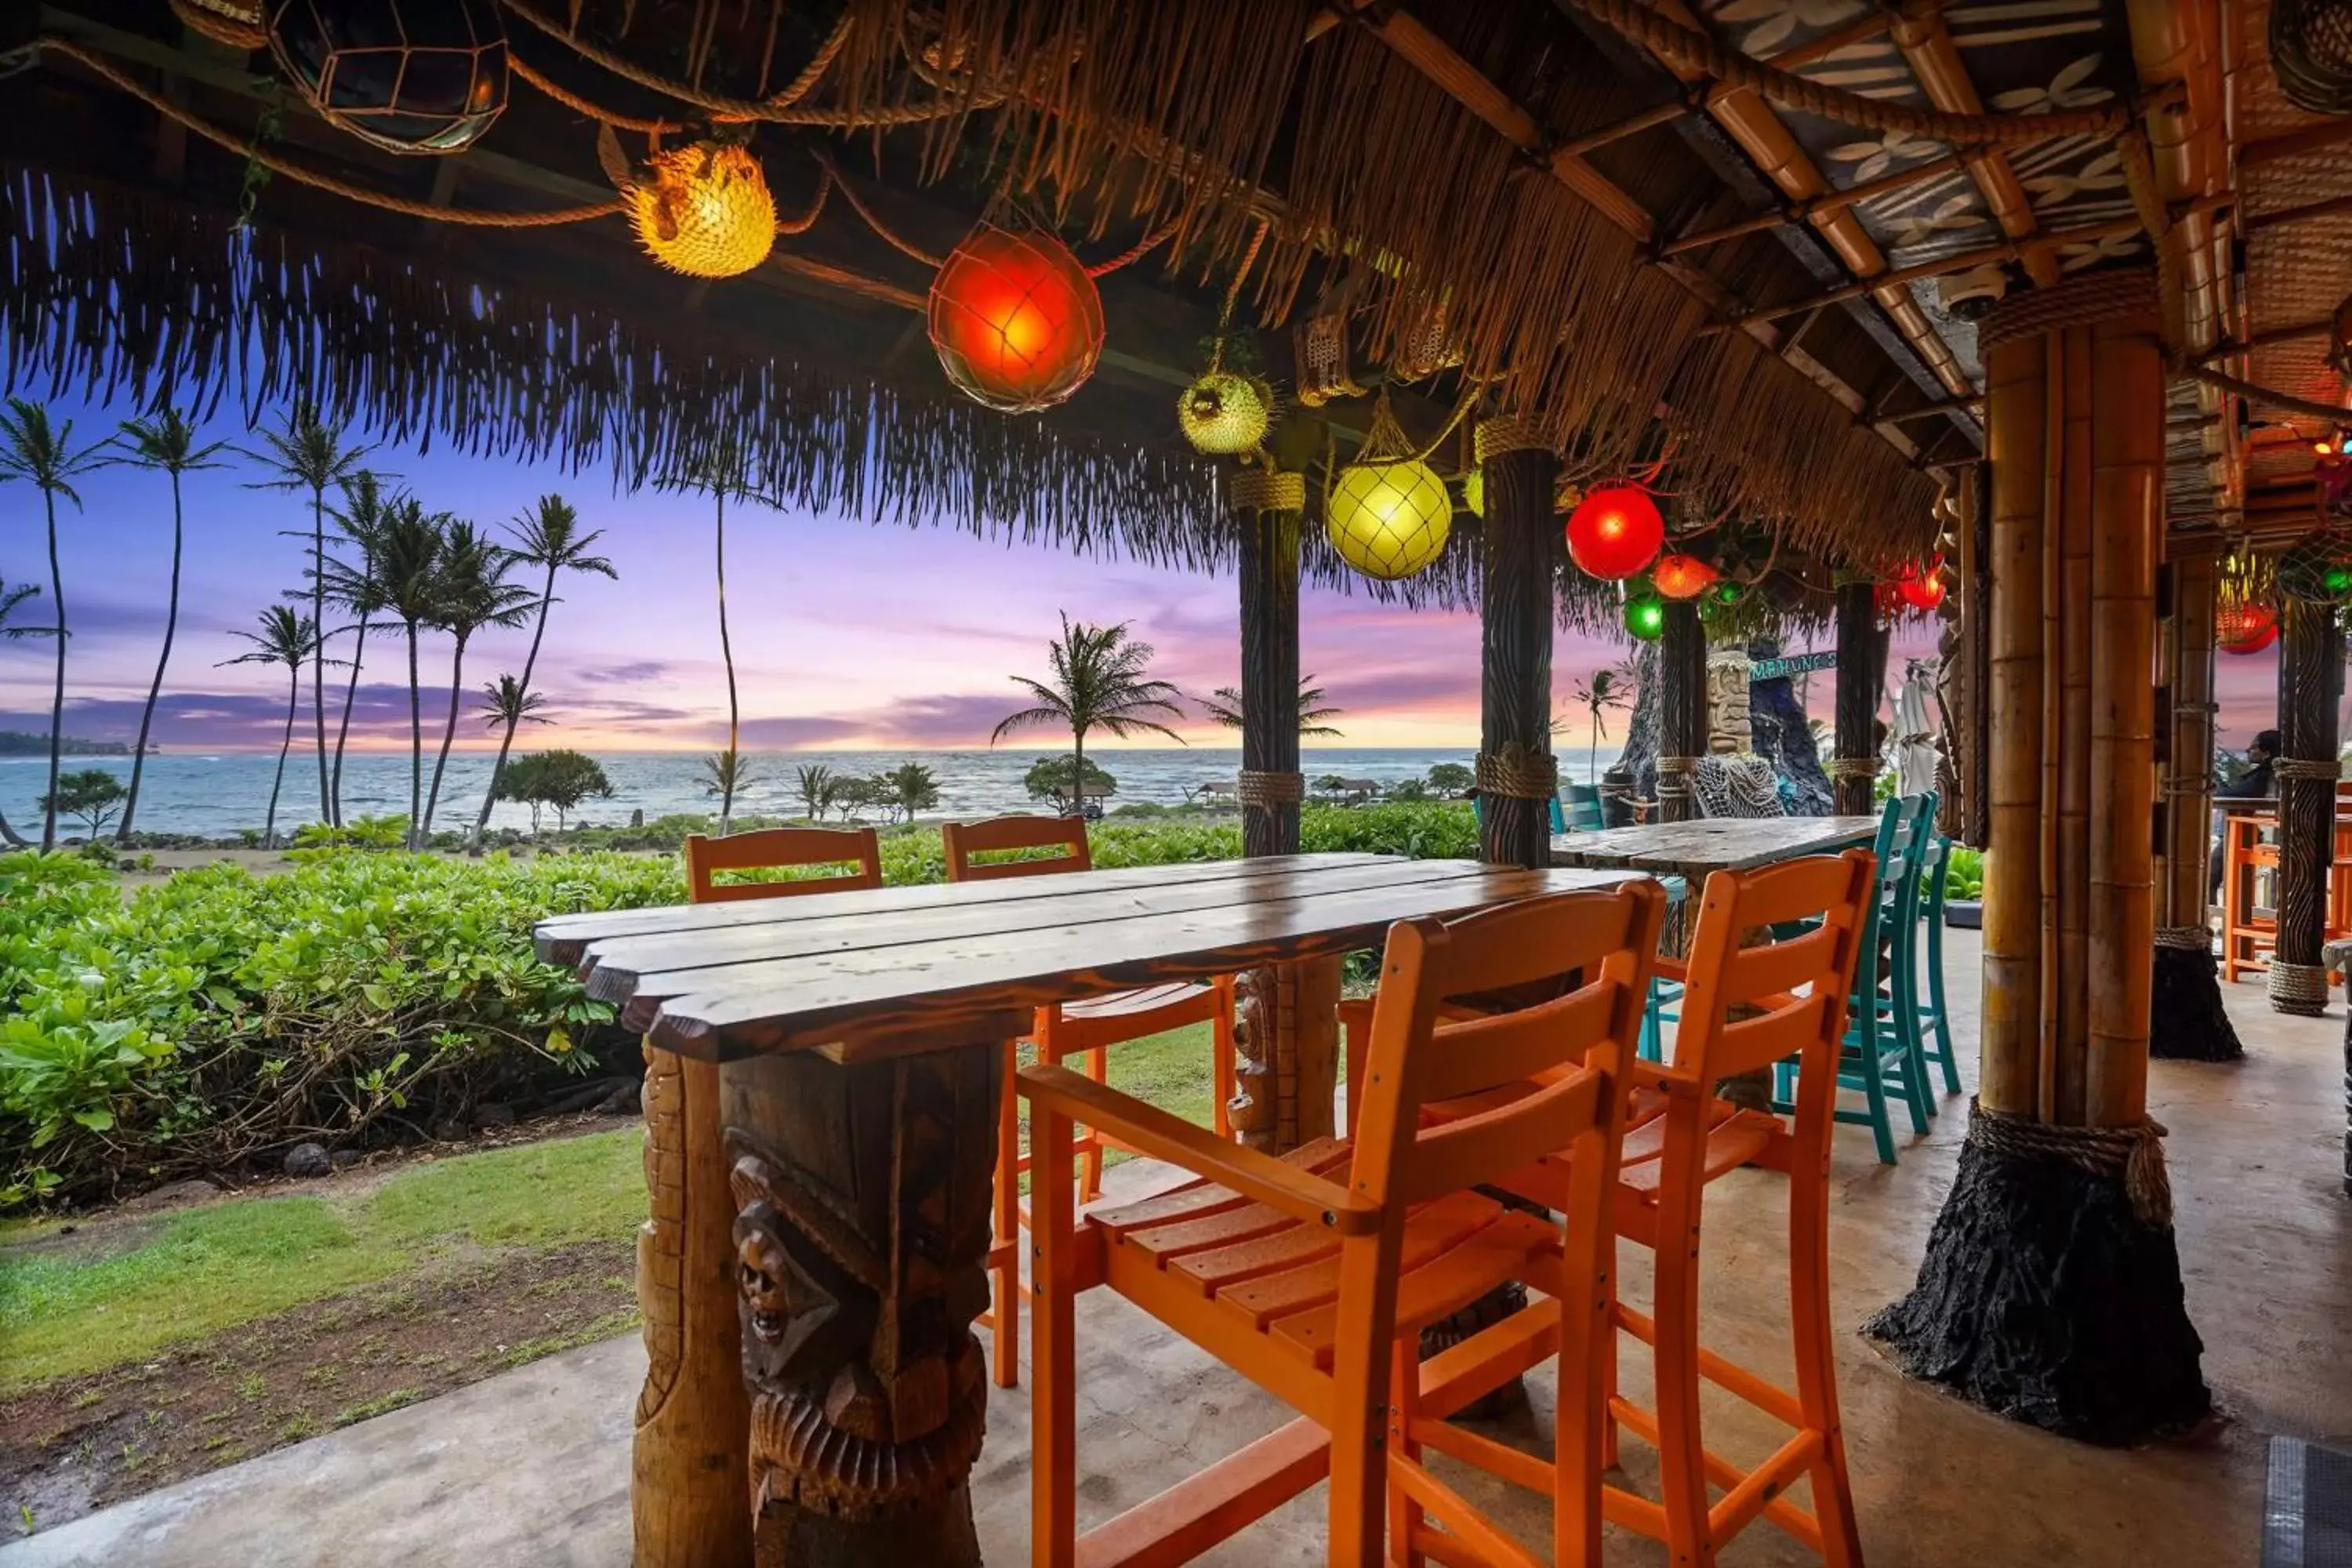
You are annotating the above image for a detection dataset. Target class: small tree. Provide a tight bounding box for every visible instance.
[499,749,612,835]
[1563,661,1633,784]
[795,763,836,822]
[829,774,883,822]
[1024,755,1116,813]
[1388,778,1432,802]
[1425,761,1473,798]
[703,747,755,834]
[38,768,127,838]
[884,760,942,824]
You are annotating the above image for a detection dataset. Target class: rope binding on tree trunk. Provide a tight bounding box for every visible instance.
[1655,755,1699,801]
[1225,469,1306,514]
[1475,742,1558,801]
[2154,925,2214,950]
[1236,770,1305,808]
[1828,757,1879,779]
[1968,1098,2174,1228]
[2274,757,2341,780]
[1473,415,1552,463]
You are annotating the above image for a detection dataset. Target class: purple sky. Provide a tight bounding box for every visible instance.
[0,390,2277,756]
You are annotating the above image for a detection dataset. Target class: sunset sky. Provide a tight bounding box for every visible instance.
[0,390,2283,756]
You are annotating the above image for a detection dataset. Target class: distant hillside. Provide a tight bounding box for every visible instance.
[0,731,132,757]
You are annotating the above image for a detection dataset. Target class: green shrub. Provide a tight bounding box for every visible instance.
[0,850,682,1208]
[1944,845,1984,902]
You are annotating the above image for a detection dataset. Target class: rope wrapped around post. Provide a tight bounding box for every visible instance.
[1967,1099,2175,1229]
[2274,757,2341,782]
[1472,413,1552,464]
[1474,742,1558,801]
[2267,960,2332,1015]
[2154,925,2215,950]
[1828,757,1879,781]
[1226,469,1307,515]
[1235,770,1305,809]
[1656,755,1700,804]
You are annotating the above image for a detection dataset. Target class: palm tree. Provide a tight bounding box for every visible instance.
[320,471,393,826]
[703,748,756,833]
[109,410,230,844]
[327,496,444,849]
[1196,676,1344,739]
[471,674,550,848]
[471,495,614,851]
[0,399,103,854]
[245,405,372,828]
[0,575,51,849]
[680,441,761,800]
[795,762,836,822]
[991,615,1187,810]
[1563,662,1632,784]
[220,606,325,849]
[884,760,942,823]
[419,521,534,844]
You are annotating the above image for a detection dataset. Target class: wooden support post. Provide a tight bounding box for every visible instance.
[2269,597,2343,1015]
[1225,470,1338,1154]
[633,1050,754,1568]
[1870,270,2209,1447]
[722,1045,996,1568]
[1657,601,1708,824]
[1474,419,1562,869]
[1831,581,1886,817]
[2151,550,2241,1059]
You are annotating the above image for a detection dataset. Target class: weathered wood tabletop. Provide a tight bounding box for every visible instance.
[1549,815,1882,878]
[540,851,1635,1062]
[534,852,1642,1568]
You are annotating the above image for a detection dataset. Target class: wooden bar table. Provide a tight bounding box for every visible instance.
[535,851,1637,1568]
[1549,815,1884,878]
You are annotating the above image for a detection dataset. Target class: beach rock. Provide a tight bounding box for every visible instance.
[329,1149,363,1171]
[282,1143,332,1178]
[472,1102,516,1128]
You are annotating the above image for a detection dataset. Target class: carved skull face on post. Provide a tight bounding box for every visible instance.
[728,1149,882,1395]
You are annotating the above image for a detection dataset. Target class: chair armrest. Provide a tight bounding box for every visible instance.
[1020,1065,1380,1234]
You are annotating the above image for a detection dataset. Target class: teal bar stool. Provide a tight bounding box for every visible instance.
[1910,831,1963,1098]
[1774,793,1937,1164]
[1470,792,1571,834]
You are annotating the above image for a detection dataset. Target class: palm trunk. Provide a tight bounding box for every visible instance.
[264,665,299,848]
[422,635,467,843]
[0,808,24,848]
[1590,713,1599,786]
[716,493,739,837]
[405,624,423,850]
[42,488,64,855]
[331,611,368,825]
[1071,729,1085,817]
[472,569,554,853]
[118,470,184,844]
[310,485,332,826]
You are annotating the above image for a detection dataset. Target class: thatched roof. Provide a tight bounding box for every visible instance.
[5,0,2201,605]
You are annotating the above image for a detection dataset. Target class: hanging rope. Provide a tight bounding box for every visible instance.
[817,153,943,267]
[44,39,622,227]
[1558,0,2130,147]
[1083,218,1183,278]
[1219,216,1270,328]
[511,53,684,134]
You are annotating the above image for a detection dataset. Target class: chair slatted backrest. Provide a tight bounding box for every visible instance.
[1915,832,1951,925]
[1673,851,1876,1087]
[683,826,883,903]
[941,814,1092,882]
[1350,883,1665,1210]
[1857,794,1931,989]
[1563,784,1608,833]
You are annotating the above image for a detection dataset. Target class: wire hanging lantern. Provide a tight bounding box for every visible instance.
[1323,394,1452,582]
[2217,601,2280,655]
[2271,0,2352,115]
[622,142,777,279]
[928,220,1104,414]
[265,0,508,154]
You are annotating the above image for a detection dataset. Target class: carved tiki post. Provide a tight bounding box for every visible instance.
[1226,468,1338,1154]
[1831,579,1886,815]
[722,1044,999,1568]
[2151,549,2241,1059]
[1656,600,1707,822]
[1870,270,2209,1446]
[633,1047,754,1568]
[1475,416,1561,869]
[2268,596,2343,1015]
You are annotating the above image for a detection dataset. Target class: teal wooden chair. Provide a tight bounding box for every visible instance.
[1910,832,1963,1098]
[1470,792,1573,834]
[1562,782,1607,831]
[1772,793,1937,1164]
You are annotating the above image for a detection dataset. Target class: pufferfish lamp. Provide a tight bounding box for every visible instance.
[1323,394,1451,581]
[621,141,778,279]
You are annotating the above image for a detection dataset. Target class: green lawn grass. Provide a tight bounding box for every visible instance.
[1,1025,1221,1389]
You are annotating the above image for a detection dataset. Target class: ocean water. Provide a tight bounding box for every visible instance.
[0,746,1617,839]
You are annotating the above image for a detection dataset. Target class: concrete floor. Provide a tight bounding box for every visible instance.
[8,927,2350,1567]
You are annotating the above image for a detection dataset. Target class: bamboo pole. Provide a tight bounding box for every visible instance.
[1980,329,2049,1120]
[2053,325,2096,1127]
[2083,307,2163,1129]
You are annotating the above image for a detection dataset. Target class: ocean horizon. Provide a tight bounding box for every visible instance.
[0,746,1628,839]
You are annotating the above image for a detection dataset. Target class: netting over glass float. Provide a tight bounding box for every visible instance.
[1326,459,1452,580]
[1565,485,1664,580]
[1653,552,1719,601]
[928,222,1104,413]
[266,0,507,154]
[1177,370,1271,455]
[2277,529,2352,604]
[2217,601,2279,655]
[626,143,776,279]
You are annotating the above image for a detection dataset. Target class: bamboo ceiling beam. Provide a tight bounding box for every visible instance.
[1662,151,1971,258]
[2196,316,2339,363]
[1579,0,1972,401]
[1889,7,2060,289]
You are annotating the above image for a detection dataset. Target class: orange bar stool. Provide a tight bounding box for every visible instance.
[1416,852,1875,1566]
[942,814,1238,1391]
[2220,814,2278,984]
[682,824,884,902]
[1020,881,1663,1566]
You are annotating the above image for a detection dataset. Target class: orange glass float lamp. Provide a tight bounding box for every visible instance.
[1652,552,1719,601]
[928,224,1104,413]
[2219,601,2280,655]
[1566,485,1664,580]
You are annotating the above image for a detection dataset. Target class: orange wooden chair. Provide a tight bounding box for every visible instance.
[1021,880,1664,1567]
[2220,815,2278,983]
[1414,851,1874,1567]
[942,814,1238,1390]
[682,825,884,902]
